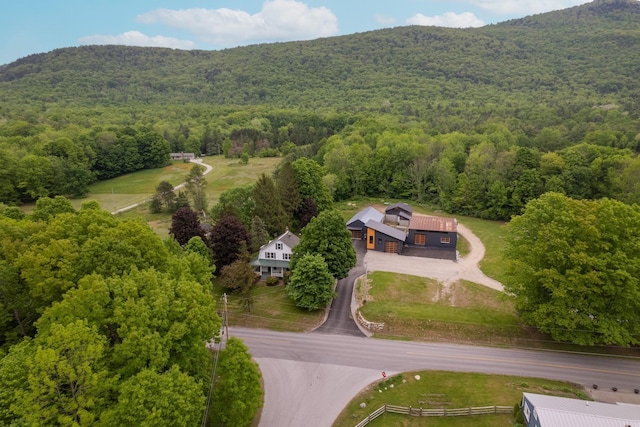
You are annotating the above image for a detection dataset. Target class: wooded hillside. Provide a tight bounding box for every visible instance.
[0,0,639,214]
[1,0,639,117]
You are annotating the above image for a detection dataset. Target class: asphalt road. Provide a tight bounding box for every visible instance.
[233,327,640,427]
[234,221,639,426]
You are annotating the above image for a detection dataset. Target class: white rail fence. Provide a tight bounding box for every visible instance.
[354,404,513,427]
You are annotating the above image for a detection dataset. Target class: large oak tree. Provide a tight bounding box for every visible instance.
[504,192,640,346]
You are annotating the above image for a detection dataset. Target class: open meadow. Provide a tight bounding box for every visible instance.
[79,155,281,236]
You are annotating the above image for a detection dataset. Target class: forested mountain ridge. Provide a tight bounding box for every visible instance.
[1,0,639,213]
[1,0,639,115]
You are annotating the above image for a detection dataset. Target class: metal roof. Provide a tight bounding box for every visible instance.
[409,214,457,232]
[250,259,291,268]
[524,393,640,427]
[365,219,407,242]
[346,206,384,227]
[385,202,413,214]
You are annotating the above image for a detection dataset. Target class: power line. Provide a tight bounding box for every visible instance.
[201,293,228,427]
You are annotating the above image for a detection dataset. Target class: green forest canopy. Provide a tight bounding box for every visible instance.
[0,1,639,217]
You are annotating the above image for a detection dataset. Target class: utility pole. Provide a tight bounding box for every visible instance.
[223,293,229,340]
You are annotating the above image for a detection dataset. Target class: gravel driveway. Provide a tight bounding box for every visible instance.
[363,224,503,291]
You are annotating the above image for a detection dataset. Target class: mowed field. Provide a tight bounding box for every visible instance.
[69,155,281,236]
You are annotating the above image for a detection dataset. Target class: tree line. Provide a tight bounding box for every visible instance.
[0,197,262,426]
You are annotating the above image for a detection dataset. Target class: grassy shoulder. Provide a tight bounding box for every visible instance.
[358,272,528,346]
[333,371,587,427]
[212,280,325,332]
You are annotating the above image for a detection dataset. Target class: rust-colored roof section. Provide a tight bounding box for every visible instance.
[409,214,457,232]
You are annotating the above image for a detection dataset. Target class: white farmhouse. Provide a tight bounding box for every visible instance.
[251,229,300,278]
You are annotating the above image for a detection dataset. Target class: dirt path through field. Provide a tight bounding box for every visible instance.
[364,223,503,292]
[111,158,213,214]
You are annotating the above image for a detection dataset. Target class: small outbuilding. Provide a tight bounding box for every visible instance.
[385,202,413,226]
[521,392,640,427]
[346,206,385,239]
[170,152,196,160]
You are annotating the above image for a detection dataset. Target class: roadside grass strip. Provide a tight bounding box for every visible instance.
[333,371,587,427]
[212,281,325,332]
[359,272,523,345]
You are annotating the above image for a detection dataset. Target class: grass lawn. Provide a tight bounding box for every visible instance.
[333,371,588,427]
[68,160,195,213]
[358,272,530,346]
[453,215,507,284]
[73,155,281,236]
[212,281,325,332]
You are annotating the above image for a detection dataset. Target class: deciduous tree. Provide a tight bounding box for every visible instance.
[287,253,335,310]
[291,209,356,279]
[169,207,205,246]
[504,192,640,346]
[209,337,262,427]
[209,214,251,272]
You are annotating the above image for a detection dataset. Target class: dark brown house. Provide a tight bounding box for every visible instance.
[407,214,457,251]
[346,206,385,239]
[365,219,407,254]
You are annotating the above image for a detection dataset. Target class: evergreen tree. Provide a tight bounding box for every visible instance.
[276,161,301,225]
[252,174,287,237]
[185,163,207,212]
[174,191,191,210]
[155,180,176,211]
[250,215,270,252]
[295,197,318,230]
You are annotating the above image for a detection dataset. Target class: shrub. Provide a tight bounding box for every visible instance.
[265,276,280,286]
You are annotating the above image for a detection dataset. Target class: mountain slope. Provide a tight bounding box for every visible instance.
[1,0,639,114]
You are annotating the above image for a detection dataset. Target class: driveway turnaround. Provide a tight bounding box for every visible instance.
[364,224,503,291]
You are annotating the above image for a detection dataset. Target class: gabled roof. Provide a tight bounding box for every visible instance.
[385,202,413,214]
[409,214,457,232]
[397,210,412,221]
[275,229,299,248]
[346,206,384,227]
[365,219,407,242]
[259,229,299,251]
[523,393,640,427]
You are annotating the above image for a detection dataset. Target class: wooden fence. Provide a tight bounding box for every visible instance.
[354,404,513,427]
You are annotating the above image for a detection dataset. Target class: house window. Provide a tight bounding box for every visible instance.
[440,236,451,244]
[369,235,373,245]
[523,403,530,422]
[283,253,290,260]
[276,243,283,250]
[414,234,426,245]
[266,252,276,259]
